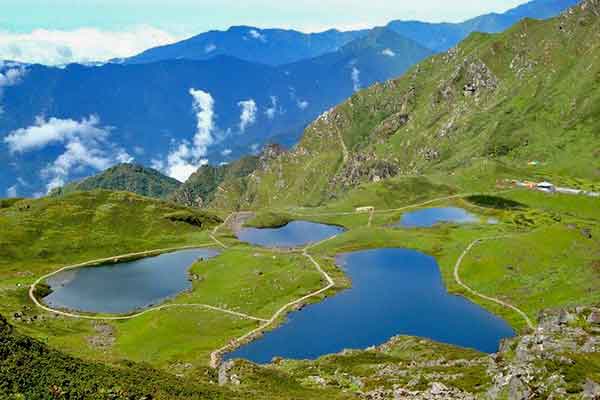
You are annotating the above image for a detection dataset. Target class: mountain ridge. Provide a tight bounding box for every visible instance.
[211,0,600,209]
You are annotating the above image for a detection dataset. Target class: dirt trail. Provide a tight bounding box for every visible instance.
[453,237,535,330]
[28,244,267,323]
[209,235,338,368]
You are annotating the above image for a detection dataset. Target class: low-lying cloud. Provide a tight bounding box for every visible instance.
[381,48,396,57]
[4,115,108,153]
[351,67,361,92]
[4,115,133,193]
[0,65,27,114]
[163,88,216,182]
[238,99,257,132]
[248,29,267,42]
[0,26,180,65]
[265,96,278,119]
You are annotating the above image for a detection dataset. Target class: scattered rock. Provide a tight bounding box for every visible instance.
[86,322,115,349]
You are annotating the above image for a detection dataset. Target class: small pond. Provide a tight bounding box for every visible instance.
[44,248,219,314]
[237,221,345,248]
[225,248,514,363]
[397,207,479,228]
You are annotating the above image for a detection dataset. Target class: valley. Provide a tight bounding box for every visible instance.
[1,0,599,399]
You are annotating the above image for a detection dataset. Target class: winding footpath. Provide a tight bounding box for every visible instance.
[28,233,263,322]
[453,236,535,330]
[209,235,338,368]
[28,192,536,368]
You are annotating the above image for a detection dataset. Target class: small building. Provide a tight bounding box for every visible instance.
[536,182,556,193]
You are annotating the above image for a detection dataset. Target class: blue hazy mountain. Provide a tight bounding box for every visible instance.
[387,0,579,51]
[122,26,368,66]
[0,29,432,196]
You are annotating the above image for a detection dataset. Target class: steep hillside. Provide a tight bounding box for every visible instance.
[53,163,182,199]
[387,0,579,51]
[215,0,600,208]
[0,190,221,280]
[172,156,260,207]
[123,26,367,66]
[0,315,234,400]
[1,33,430,198]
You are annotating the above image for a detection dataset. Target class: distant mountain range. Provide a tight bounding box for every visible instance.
[120,0,579,64]
[122,26,368,66]
[0,0,578,197]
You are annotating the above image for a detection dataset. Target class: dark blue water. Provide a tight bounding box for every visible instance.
[398,207,478,228]
[226,248,514,363]
[44,249,219,314]
[237,221,345,248]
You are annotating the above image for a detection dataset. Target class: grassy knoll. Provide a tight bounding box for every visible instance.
[0,315,236,400]
[114,308,259,370]
[183,247,324,318]
[459,223,600,325]
[0,190,220,283]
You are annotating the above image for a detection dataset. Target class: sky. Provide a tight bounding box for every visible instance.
[0,0,529,64]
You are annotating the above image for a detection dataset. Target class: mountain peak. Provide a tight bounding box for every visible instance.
[52,163,181,199]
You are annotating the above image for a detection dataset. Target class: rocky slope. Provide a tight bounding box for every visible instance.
[173,144,285,208]
[214,0,600,209]
[221,306,600,399]
[52,163,182,199]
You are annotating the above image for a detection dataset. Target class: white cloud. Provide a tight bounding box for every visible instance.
[189,88,215,158]
[150,158,165,171]
[297,100,309,110]
[221,149,232,156]
[116,149,134,164]
[265,96,278,119]
[205,44,217,53]
[42,138,113,193]
[248,29,267,42]
[238,99,257,132]
[4,115,108,153]
[133,146,145,155]
[351,67,361,92]
[162,88,215,182]
[165,143,207,182]
[4,115,134,193]
[0,66,26,87]
[0,26,181,65]
[381,48,396,57]
[0,66,27,114]
[250,143,260,154]
[6,185,17,198]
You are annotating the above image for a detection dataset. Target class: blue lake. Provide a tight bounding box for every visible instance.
[398,207,479,228]
[225,248,514,363]
[237,221,345,248]
[44,248,219,314]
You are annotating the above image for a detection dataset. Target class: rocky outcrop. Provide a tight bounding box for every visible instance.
[331,152,399,189]
[436,57,498,105]
[258,143,286,170]
[220,306,598,399]
[485,307,600,399]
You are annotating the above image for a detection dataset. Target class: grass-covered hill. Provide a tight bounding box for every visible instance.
[0,314,235,400]
[214,0,600,209]
[0,190,221,281]
[52,163,183,199]
[171,155,260,207]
